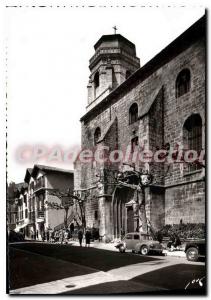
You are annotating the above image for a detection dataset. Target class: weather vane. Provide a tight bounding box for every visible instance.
[113,25,118,34]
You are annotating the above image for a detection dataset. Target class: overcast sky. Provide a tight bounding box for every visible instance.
[6,6,205,182]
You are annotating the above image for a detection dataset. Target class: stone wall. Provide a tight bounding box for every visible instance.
[165,180,205,224]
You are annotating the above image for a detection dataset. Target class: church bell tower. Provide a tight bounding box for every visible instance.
[87,31,140,111]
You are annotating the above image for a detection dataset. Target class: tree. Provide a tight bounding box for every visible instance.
[46,188,93,232]
[45,189,74,230]
[96,165,153,234]
[115,165,153,233]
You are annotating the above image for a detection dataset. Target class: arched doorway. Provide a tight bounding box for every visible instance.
[112,188,136,238]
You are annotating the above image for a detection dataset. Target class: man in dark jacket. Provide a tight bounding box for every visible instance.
[85,230,91,247]
[78,229,83,247]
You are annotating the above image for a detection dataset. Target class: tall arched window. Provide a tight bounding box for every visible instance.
[183,114,202,172]
[94,71,99,89]
[94,127,101,145]
[129,103,138,124]
[176,68,191,98]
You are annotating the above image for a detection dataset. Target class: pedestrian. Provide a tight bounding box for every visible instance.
[85,229,91,247]
[51,231,55,243]
[54,231,59,243]
[167,234,175,251]
[42,231,46,242]
[46,231,50,242]
[173,233,181,249]
[59,230,64,244]
[70,223,74,236]
[78,229,83,247]
[64,230,69,244]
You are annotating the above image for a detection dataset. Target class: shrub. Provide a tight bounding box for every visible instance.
[156,223,205,240]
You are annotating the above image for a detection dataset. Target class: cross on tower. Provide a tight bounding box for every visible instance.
[113,25,118,34]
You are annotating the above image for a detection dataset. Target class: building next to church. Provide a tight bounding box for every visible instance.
[12,165,74,239]
[75,15,206,241]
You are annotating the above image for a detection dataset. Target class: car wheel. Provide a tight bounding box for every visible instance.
[186,247,199,262]
[119,245,125,253]
[140,245,148,255]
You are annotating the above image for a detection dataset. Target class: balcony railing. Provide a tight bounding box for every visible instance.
[34,180,45,191]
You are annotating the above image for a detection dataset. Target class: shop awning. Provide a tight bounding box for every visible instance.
[14,223,27,232]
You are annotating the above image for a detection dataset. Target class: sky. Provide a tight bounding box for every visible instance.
[6,5,205,182]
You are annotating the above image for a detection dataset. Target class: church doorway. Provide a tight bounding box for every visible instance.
[112,188,135,239]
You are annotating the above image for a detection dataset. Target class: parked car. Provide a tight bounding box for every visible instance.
[115,232,163,255]
[185,239,206,262]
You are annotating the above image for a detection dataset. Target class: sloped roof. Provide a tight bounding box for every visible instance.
[94,34,136,51]
[31,164,74,178]
[97,117,118,143]
[138,86,163,119]
[24,168,33,184]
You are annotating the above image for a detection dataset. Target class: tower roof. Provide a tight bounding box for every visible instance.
[94,34,137,55]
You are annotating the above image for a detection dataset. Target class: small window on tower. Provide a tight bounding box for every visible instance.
[94,210,98,220]
[94,127,101,145]
[94,71,99,88]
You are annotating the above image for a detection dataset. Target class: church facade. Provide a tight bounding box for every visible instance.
[75,15,206,241]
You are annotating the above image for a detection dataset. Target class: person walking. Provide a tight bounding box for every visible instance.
[78,229,83,247]
[42,231,46,242]
[51,231,55,243]
[85,229,91,247]
[46,231,50,242]
[59,229,64,244]
[54,231,59,243]
[70,223,74,236]
[64,230,69,244]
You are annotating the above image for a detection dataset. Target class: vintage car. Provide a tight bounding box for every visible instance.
[115,232,163,255]
[185,239,206,262]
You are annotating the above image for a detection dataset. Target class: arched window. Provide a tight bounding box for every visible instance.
[183,114,202,172]
[176,68,191,98]
[94,71,99,89]
[126,70,132,79]
[94,127,101,145]
[129,103,138,124]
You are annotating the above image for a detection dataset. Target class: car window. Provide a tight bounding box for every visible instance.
[134,234,140,240]
[125,234,133,240]
[141,234,152,240]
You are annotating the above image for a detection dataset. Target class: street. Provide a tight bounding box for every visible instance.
[8,242,206,295]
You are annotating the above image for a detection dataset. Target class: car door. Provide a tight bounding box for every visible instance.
[124,233,134,249]
[132,233,140,249]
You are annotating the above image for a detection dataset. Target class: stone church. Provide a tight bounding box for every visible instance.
[75,15,205,241]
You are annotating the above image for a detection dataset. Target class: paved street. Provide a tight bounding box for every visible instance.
[8,242,206,295]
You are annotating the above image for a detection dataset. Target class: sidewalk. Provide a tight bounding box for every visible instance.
[67,240,186,258]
